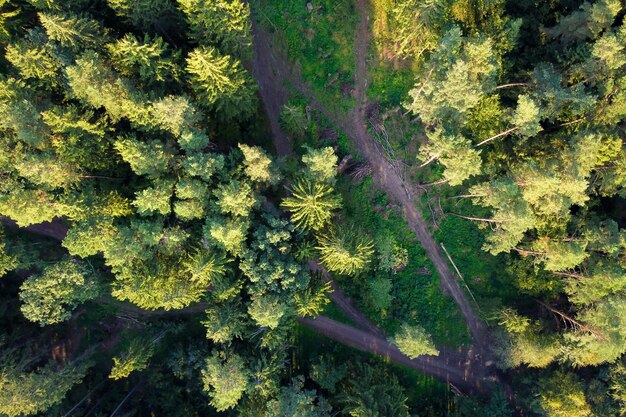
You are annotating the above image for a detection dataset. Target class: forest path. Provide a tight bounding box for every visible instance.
[348,0,490,352]
[298,315,496,395]
[250,1,489,350]
[249,5,500,395]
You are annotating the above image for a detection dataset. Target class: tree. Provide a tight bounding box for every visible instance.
[339,363,409,417]
[107,34,179,83]
[0,77,49,146]
[203,300,247,343]
[215,180,257,217]
[14,151,81,189]
[281,179,341,232]
[107,0,184,34]
[109,336,155,380]
[469,178,537,254]
[202,351,250,412]
[38,12,105,49]
[182,152,225,181]
[0,360,89,417]
[185,46,256,119]
[405,27,498,127]
[532,371,592,417]
[178,0,251,57]
[133,180,174,216]
[6,31,62,88]
[389,323,439,358]
[238,144,279,184]
[204,216,249,255]
[0,227,17,278]
[317,227,374,276]
[543,0,621,44]
[419,127,482,184]
[114,135,173,177]
[302,146,338,184]
[19,259,101,325]
[248,293,289,329]
[264,376,331,417]
[294,279,332,318]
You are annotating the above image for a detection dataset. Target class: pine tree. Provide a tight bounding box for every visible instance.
[238,143,279,184]
[38,12,106,49]
[389,323,439,358]
[185,46,256,119]
[178,0,251,57]
[201,351,250,412]
[302,146,338,184]
[0,360,90,417]
[316,227,374,276]
[281,179,341,232]
[19,259,101,325]
[107,34,179,83]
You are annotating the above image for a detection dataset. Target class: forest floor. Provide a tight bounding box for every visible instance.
[250,0,502,396]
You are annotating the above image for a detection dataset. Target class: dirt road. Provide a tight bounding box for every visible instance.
[251,19,293,157]
[250,2,489,351]
[299,315,496,395]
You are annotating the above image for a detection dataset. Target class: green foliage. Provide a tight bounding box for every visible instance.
[38,12,105,49]
[19,259,100,325]
[114,135,172,177]
[368,276,393,314]
[281,179,341,232]
[185,46,256,119]
[316,226,374,276]
[108,34,179,83]
[215,179,257,217]
[239,143,279,184]
[204,300,247,343]
[67,51,149,123]
[109,336,155,380]
[205,216,249,255]
[295,279,332,317]
[0,360,89,417]
[339,363,410,417]
[248,293,288,329]
[202,351,250,412]
[302,146,338,184]
[532,371,592,417]
[0,228,18,278]
[178,0,251,56]
[133,180,174,216]
[389,323,439,358]
[265,375,331,417]
[6,32,62,88]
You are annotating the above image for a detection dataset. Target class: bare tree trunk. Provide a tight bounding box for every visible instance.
[440,243,481,312]
[109,381,143,417]
[420,178,450,188]
[448,212,503,223]
[418,154,439,168]
[513,247,546,256]
[495,83,530,89]
[535,299,604,339]
[475,127,518,147]
[447,194,485,199]
[63,380,107,417]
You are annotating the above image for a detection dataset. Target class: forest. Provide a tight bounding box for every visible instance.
[1,0,626,416]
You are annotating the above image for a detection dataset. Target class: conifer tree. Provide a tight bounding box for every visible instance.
[317,227,374,276]
[19,259,101,325]
[201,351,250,412]
[281,179,341,232]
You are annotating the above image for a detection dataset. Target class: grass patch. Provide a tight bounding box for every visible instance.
[252,0,357,113]
[334,176,470,347]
